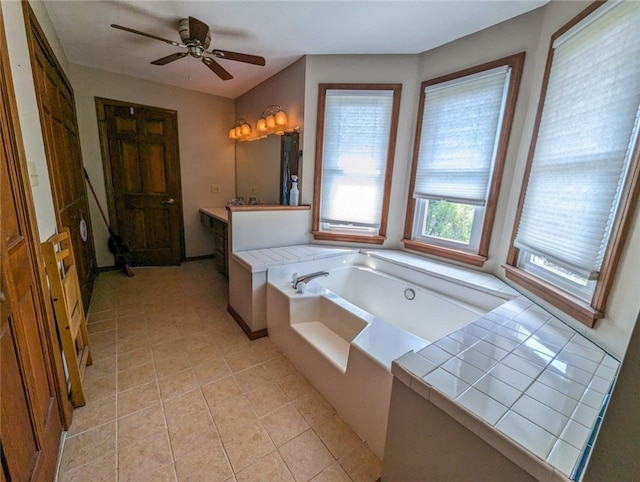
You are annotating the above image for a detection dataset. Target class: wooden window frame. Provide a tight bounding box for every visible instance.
[312,83,402,244]
[403,53,526,267]
[504,2,640,328]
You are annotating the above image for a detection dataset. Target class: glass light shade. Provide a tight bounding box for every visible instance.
[241,123,251,136]
[228,128,236,139]
[266,115,276,129]
[235,126,242,137]
[275,110,288,126]
[256,118,267,132]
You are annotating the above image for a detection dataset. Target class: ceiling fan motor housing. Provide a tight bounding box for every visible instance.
[111,16,265,81]
[178,18,211,50]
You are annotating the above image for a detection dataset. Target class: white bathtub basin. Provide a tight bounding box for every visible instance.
[314,266,503,343]
[266,250,513,458]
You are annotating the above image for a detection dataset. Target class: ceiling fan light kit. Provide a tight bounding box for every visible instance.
[110,16,265,81]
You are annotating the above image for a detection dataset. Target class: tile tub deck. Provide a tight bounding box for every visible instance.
[234,245,619,481]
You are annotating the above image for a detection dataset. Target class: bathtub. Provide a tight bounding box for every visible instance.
[266,250,513,457]
[313,265,503,343]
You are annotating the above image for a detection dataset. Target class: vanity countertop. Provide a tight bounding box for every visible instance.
[199,207,229,223]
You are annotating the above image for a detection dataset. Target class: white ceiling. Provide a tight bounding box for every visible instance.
[44,1,547,99]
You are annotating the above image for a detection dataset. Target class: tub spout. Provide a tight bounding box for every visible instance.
[292,271,329,291]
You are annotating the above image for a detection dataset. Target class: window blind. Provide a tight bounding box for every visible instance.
[413,66,510,205]
[320,90,393,227]
[514,1,640,276]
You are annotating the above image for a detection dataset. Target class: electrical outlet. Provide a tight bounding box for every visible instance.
[211,185,220,193]
[251,187,258,194]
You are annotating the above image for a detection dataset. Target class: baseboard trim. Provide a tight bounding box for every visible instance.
[184,254,215,262]
[97,265,119,273]
[97,254,216,273]
[227,304,268,340]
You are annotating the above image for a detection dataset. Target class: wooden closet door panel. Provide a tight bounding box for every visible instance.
[25,4,96,309]
[1,94,63,482]
[1,298,39,481]
[1,6,65,479]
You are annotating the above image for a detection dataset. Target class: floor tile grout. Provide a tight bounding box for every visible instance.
[57,259,381,481]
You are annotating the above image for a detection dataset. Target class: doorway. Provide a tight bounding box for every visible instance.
[96,98,185,266]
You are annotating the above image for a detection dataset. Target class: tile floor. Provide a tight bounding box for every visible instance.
[56,259,382,482]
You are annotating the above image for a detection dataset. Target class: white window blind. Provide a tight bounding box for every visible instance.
[413,66,510,205]
[514,1,640,277]
[320,89,393,228]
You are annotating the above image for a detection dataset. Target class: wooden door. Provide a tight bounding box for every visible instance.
[97,98,184,266]
[24,4,96,309]
[1,8,64,479]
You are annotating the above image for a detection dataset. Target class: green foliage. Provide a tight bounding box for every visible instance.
[423,200,474,243]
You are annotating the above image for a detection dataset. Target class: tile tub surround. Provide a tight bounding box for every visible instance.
[392,296,619,481]
[233,245,358,274]
[228,245,356,337]
[233,245,617,479]
[56,259,381,481]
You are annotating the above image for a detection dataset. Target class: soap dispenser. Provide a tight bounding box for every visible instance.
[289,175,299,206]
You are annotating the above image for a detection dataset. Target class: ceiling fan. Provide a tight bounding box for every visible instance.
[111,16,266,81]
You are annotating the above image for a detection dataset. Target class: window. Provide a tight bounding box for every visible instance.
[505,1,640,326]
[312,84,401,244]
[404,54,525,266]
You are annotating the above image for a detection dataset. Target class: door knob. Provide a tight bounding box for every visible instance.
[162,198,175,205]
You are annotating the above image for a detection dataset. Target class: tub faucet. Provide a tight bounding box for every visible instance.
[292,271,329,292]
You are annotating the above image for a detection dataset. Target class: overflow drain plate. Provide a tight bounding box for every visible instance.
[404,288,416,301]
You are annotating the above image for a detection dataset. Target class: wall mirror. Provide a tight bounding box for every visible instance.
[235,131,300,205]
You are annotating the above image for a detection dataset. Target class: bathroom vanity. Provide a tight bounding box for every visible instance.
[199,207,229,276]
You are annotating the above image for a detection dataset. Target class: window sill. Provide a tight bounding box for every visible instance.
[402,239,486,267]
[312,231,385,245]
[502,264,603,328]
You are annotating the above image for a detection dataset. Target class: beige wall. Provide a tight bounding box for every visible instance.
[234,58,305,203]
[68,64,235,267]
[470,0,640,360]
[235,58,305,139]
[303,54,422,249]
[416,7,546,273]
[2,0,236,267]
[4,0,639,357]
[2,0,62,240]
[299,4,640,359]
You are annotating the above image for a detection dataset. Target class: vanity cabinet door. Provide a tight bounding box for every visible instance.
[212,219,228,277]
[202,215,228,277]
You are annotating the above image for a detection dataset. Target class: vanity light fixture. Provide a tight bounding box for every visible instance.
[256,105,288,134]
[228,118,252,141]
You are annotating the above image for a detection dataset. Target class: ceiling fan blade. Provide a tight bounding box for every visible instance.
[210,49,266,66]
[111,24,184,47]
[189,16,210,46]
[202,57,233,81]
[151,52,188,65]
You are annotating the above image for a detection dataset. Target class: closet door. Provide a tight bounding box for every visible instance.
[24,3,97,309]
[1,10,63,477]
